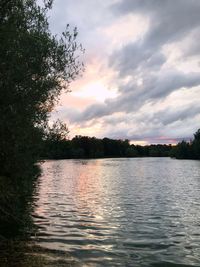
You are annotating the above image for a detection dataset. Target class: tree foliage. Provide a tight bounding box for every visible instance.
[0,0,83,177]
[42,135,173,159]
[45,120,69,142]
[170,129,200,159]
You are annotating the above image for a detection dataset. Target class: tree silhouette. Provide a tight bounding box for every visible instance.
[0,0,83,177]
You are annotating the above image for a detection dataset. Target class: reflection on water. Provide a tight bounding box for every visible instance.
[0,168,41,267]
[30,158,200,266]
[1,158,199,266]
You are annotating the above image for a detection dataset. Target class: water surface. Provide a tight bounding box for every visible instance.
[32,158,200,266]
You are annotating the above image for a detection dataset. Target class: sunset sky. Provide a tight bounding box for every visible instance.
[47,0,200,145]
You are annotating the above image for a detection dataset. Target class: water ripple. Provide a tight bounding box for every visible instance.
[32,158,200,266]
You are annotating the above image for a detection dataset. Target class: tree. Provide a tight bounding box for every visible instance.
[45,120,69,142]
[42,120,72,159]
[192,129,200,159]
[0,0,83,177]
[170,141,192,159]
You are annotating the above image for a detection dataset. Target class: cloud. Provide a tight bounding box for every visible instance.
[112,0,200,46]
[153,105,200,126]
[180,28,200,59]
[109,0,200,75]
[47,0,200,143]
[110,43,166,76]
[98,102,200,144]
[70,70,200,122]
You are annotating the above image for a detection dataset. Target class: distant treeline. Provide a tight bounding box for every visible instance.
[41,126,200,160]
[41,135,173,159]
[170,129,200,159]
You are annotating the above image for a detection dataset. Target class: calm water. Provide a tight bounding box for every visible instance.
[32,158,200,266]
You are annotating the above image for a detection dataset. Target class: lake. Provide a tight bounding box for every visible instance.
[31,158,200,266]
